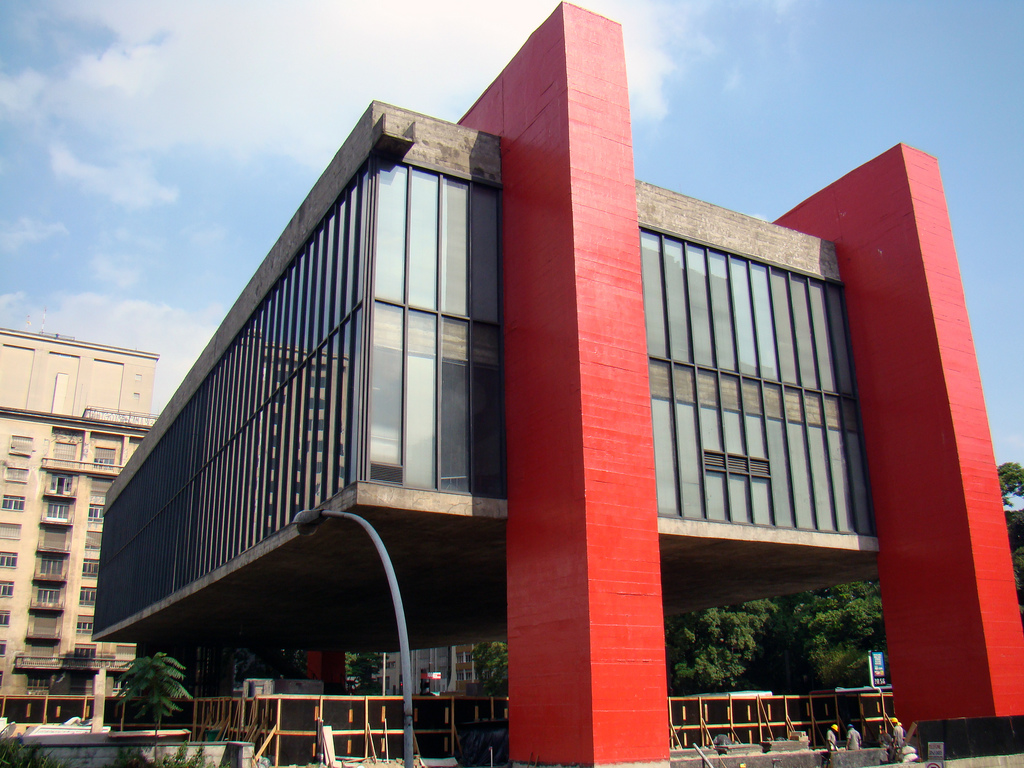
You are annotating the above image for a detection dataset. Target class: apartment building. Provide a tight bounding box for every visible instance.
[0,328,157,694]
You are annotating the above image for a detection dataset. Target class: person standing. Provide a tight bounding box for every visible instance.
[846,723,862,750]
[888,718,906,762]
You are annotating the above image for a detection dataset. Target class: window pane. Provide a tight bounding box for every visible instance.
[471,185,500,323]
[751,476,772,526]
[406,311,437,487]
[370,303,404,466]
[663,238,691,362]
[785,388,814,529]
[322,210,337,337]
[347,177,364,313]
[720,374,744,455]
[808,282,835,392]
[650,361,678,515]
[770,270,798,384]
[843,399,872,533]
[749,263,778,380]
[790,276,818,389]
[730,259,757,375]
[441,319,470,492]
[742,379,767,459]
[708,252,735,371]
[705,471,727,521]
[376,164,407,303]
[409,170,439,310]
[442,180,469,316]
[805,392,835,531]
[729,474,750,524]
[641,232,667,358]
[824,395,853,532]
[673,366,702,518]
[826,284,855,395]
[686,244,714,367]
[697,370,722,452]
[345,308,363,486]
[472,323,503,495]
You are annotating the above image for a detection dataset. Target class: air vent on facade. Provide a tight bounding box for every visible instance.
[370,463,404,485]
[703,452,726,472]
[726,455,748,473]
[749,458,771,477]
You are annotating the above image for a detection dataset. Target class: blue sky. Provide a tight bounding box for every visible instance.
[1,0,1021,462]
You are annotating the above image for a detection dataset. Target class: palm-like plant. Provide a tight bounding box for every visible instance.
[119,653,192,737]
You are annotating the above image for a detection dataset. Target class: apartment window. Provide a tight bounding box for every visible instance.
[85,531,101,551]
[38,557,63,576]
[4,467,28,483]
[132,393,140,401]
[9,436,33,455]
[88,504,103,522]
[0,553,16,568]
[0,642,6,656]
[1,496,24,511]
[27,675,49,692]
[90,478,112,503]
[82,560,99,578]
[0,581,12,597]
[36,588,61,605]
[53,443,77,461]
[44,503,71,522]
[0,611,9,626]
[134,373,142,382]
[80,587,97,605]
[0,523,20,540]
[48,474,74,494]
[73,645,96,658]
[93,447,117,466]
[77,617,93,635]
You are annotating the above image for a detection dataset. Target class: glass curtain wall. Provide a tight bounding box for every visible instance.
[641,230,872,535]
[97,158,504,633]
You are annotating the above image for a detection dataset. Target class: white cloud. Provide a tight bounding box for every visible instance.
[89,253,143,289]
[0,290,221,412]
[4,1,699,170]
[49,143,178,208]
[0,217,69,252]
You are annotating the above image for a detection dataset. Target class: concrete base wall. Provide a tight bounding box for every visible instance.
[24,740,253,768]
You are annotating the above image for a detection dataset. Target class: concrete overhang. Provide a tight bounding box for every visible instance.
[98,481,877,650]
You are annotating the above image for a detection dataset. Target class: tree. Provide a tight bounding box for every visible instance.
[665,600,775,694]
[119,653,192,736]
[998,462,1024,626]
[472,642,508,696]
[345,652,382,694]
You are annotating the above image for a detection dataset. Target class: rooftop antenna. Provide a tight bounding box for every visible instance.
[41,307,46,333]
[25,315,31,329]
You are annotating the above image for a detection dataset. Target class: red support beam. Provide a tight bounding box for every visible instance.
[776,144,1024,723]
[461,4,668,766]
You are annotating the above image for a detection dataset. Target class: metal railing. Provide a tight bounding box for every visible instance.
[32,568,66,582]
[36,537,71,553]
[25,625,61,640]
[82,406,159,428]
[41,458,121,477]
[13,653,131,671]
[29,596,64,611]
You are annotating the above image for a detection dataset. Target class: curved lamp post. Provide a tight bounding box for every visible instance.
[292,508,414,767]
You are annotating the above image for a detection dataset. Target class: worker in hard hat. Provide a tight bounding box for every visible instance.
[887,718,905,762]
[846,723,862,750]
[824,723,839,766]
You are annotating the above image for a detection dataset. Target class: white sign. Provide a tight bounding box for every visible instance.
[926,741,945,768]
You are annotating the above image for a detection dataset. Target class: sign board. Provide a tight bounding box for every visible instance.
[926,741,944,768]
[869,651,886,686]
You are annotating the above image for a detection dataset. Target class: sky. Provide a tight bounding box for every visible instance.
[0,0,1021,462]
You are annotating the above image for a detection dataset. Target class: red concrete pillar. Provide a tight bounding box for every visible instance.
[461,5,668,767]
[307,650,347,690]
[776,144,1024,723]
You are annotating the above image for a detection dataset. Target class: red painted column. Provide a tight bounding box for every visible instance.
[307,650,347,690]
[776,144,1024,723]
[461,4,668,766]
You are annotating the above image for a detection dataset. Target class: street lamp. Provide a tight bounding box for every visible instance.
[292,508,415,767]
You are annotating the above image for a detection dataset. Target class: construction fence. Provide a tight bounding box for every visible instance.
[0,689,895,766]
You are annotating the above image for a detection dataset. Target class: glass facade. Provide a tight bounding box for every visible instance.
[98,158,503,630]
[641,229,872,534]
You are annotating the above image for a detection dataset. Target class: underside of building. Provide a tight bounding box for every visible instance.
[96,4,1024,767]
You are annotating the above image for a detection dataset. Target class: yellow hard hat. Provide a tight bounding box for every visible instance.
[831,724,839,731]
[891,718,900,725]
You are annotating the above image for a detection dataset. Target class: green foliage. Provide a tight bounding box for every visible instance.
[119,653,192,733]
[345,652,382,694]
[0,739,69,768]
[999,462,1024,509]
[472,642,508,696]
[666,600,775,694]
[665,582,887,694]
[106,745,206,768]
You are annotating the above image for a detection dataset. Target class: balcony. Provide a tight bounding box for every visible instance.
[40,513,74,526]
[41,458,121,478]
[33,568,66,582]
[36,537,71,554]
[29,596,64,611]
[82,406,158,428]
[14,653,132,672]
[25,625,61,640]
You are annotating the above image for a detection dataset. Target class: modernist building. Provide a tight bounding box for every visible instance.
[95,4,1024,767]
[0,328,156,695]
